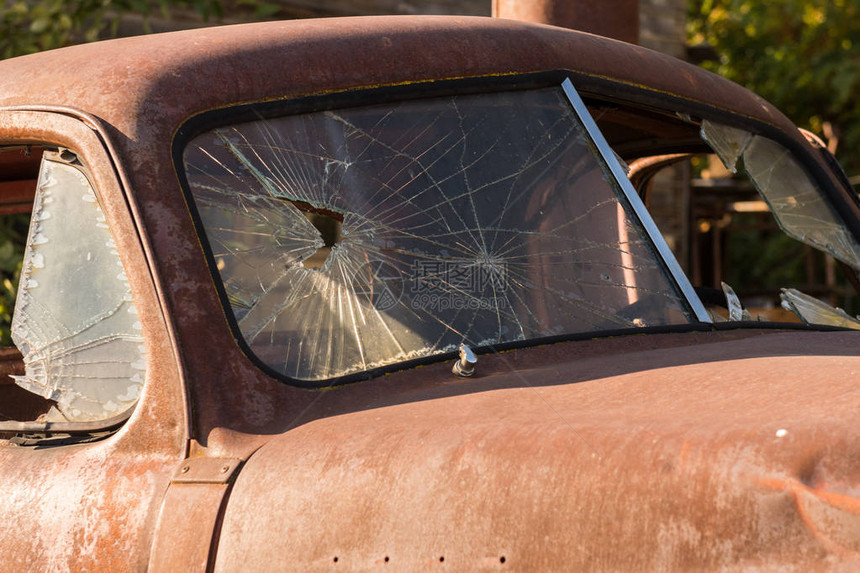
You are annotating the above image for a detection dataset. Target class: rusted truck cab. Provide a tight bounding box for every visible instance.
[0,16,858,570]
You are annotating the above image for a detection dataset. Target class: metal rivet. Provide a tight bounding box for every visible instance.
[221,465,230,473]
[180,466,190,473]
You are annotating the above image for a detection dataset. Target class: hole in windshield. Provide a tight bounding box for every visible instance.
[300,210,341,270]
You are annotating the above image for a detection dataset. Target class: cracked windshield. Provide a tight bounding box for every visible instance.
[182,87,693,381]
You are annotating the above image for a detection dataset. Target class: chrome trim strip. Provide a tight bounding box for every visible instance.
[561,78,711,323]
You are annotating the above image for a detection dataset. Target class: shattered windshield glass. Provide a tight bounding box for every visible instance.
[11,152,145,422]
[182,87,693,381]
[701,120,860,270]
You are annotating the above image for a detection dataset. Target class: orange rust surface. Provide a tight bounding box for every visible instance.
[759,477,860,563]
[209,330,860,570]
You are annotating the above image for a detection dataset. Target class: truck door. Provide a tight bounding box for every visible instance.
[0,110,188,570]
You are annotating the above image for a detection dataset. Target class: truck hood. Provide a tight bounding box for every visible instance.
[213,329,860,570]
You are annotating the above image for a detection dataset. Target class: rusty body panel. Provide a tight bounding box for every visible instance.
[0,15,857,571]
[215,330,860,570]
[148,457,241,572]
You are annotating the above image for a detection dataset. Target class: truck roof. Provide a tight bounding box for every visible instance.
[0,15,796,145]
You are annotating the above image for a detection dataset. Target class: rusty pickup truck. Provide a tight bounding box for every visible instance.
[0,15,858,571]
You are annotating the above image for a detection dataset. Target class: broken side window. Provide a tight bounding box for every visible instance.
[181,87,695,382]
[10,150,145,422]
[632,118,860,325]
[701,120,860,270]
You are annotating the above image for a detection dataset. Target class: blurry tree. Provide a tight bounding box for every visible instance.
[690,0,860,313]
[1,0,224,58]
[0,214,27,345]
[689,0,860,176]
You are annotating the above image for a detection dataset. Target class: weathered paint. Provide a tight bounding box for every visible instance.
[0,17,837,445]
[209,329,860,570]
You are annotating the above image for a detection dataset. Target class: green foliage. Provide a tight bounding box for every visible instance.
[235,0,279,18]
[0,214,30,345]
[725,214,808,290]
[688,0,860,175]
[1,0,223,59]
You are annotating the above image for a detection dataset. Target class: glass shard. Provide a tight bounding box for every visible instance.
[183,87,692,381]
[10,154,145,422]
[720,281,753,321]
[700,121,752,174]
[780,288,860,329]
[702,120,860,270]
